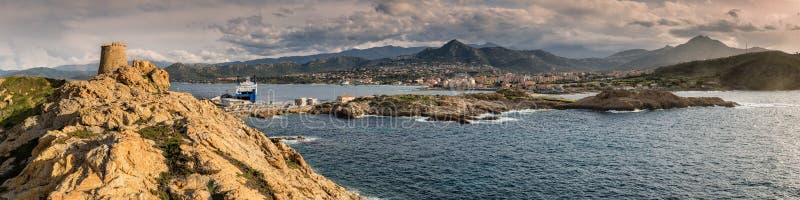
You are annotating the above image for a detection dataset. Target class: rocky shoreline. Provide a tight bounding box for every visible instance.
[310,89,737,123]
[0,59,359,198]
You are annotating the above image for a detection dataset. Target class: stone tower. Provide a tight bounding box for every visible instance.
[98,42,127,74]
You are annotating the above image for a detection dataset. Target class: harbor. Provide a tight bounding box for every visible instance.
[206,76,337,118]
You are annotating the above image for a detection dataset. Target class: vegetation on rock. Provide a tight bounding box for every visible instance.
[654,51,800,90]
[0,76,64,129]
[214,150,275,199]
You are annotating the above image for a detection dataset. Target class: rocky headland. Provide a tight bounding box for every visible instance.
[0,57,359,199]
[564,90,737,111]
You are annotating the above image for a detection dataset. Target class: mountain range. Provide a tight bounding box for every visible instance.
[0,61,172,80]
[654,51,800,90]
[4,35,773,81]
[219,43,500,65]
[165,35,770,81]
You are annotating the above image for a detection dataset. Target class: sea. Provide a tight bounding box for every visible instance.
[171,83,800,199]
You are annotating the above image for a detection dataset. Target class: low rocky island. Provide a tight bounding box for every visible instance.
[564,90,737,111]
[311,89,737,123]
[312,89,575,124]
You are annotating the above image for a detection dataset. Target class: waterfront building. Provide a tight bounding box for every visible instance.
[295,98,308,106]
[306,98,319,106]
[337,95,356,103]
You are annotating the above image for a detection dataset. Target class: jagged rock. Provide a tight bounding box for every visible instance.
[0,61,360,199]
[564,90,737,111]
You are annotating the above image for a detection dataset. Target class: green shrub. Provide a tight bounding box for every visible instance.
[0,76,64,129]
[214,150,274,199]
[138,123,192,199]
[496,89,529,99]
[55,129,100,144]
[285,159,301,169]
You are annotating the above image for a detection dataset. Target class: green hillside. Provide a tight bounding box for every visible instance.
[0,76,65,129]
[654,51,800,90]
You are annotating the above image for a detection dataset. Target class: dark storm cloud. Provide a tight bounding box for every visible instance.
[630,18,681,27]
[658,19,681,26]
[630,20,655,27]
[669,20,762,37]
[272,7,295,17]
[3,0,800,69]
[727,9,741,18]
[213,0,562,56]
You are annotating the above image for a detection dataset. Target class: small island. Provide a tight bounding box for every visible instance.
[310,89,737,124]
[563,90,737,111]
[312,89,575,124]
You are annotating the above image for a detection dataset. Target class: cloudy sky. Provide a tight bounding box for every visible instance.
[1,0,799,69]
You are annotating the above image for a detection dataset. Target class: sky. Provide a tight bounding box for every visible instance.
[1,0,799,70]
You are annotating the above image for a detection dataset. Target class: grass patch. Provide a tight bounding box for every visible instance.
[0,76,64,129]
[285,159,301,169]
[151,172,173,200]
[534,96,576,103]
[207,180,228,200]
[54,129,100,144]
[213,150,275,199]
[68,129,97,138]
[137,123,192,199]
[496,89,529,99]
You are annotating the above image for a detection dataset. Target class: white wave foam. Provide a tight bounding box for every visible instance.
[501,109,540,114]
[469,117,519,124]
[414,116,431,122]
[736,102,800,109]
[272,136,318,144]
[606,109,645,113]
[355,115,389,118]
[347,188,383,200]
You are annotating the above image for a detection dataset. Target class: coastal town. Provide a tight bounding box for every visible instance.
[213,63,718,94]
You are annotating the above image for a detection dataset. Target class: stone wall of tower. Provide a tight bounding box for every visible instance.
[98,42,127,74]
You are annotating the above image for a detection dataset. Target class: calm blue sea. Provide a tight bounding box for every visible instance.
[174,84,800,199]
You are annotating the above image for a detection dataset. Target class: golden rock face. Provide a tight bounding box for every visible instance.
[0,56,361,199]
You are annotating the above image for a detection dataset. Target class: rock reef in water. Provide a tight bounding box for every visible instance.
[0,55,358,198]
[313,89,737,123]
[564,90,737,111]
[312,89,575,124]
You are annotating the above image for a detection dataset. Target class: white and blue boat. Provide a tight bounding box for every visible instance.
[234,77,258,103]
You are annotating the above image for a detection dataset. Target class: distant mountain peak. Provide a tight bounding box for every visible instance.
[690,35,711,40]
[683,35,727,47]
[443,39,468,48]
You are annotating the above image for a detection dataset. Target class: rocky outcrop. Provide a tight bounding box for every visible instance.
[564,90,737,111]
[313,90,575,124]
[0,60,359,199]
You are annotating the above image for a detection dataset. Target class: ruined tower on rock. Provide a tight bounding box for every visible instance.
[98,42,127,74]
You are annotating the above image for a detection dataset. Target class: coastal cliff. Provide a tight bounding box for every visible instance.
[0,59,359,199]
